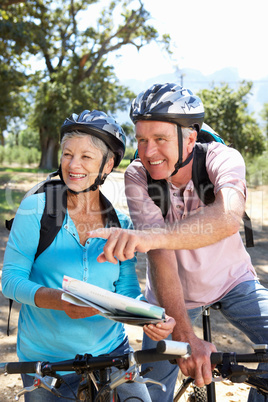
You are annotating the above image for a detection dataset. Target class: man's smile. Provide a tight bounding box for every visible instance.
[149,160,164,165]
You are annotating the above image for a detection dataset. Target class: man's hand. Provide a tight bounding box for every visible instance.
[143,315,176,341]
[87,228,155,263]
[177,334,217,387]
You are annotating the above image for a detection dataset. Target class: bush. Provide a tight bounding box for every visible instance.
[246,151,268,186]
[3,146,40,166]
[118,159,130,170]
[123,147,135,160]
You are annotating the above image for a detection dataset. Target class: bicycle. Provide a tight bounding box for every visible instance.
[0,339,191,401]
[174,304,268,401]
[174,344,268,401]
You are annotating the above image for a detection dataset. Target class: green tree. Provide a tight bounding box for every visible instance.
[260,103,268,139]
[19,127,40,150]
[198,82,266,156]
[0,64,28,146]
[0,0,35,145]
[121,122,136,147]
[1,0,170,169]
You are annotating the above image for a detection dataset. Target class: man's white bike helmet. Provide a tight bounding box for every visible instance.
[130,83,205,174]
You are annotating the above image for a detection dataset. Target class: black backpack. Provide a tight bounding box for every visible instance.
[5,171,121,335]
[140,123,254,248]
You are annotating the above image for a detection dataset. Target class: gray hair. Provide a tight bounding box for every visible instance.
[169,124,196,139]
[181,126,196,139]
[61,131,115,161]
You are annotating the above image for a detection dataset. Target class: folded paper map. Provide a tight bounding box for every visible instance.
[61,275,165,326]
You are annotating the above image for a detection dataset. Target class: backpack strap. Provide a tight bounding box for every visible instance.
[99,191,121,228]
[5,217,14,231]
[34,181,67,261]
[242,211,254,248]
[7,298,13,336]
[192,143,215,205]
[146,171,170,218]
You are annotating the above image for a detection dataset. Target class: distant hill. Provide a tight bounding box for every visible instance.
[118,67,268,125]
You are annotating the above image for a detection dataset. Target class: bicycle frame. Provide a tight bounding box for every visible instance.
[77,368,118,401]
[202,305,217,401]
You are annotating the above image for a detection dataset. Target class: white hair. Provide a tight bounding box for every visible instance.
[170,124,196,139]
[181,126,196,139]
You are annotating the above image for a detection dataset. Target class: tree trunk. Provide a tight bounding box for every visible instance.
[39,128,60,170]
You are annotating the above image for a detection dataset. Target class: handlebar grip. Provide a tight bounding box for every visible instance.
[134,341,191,366]
[210,353,224,365]
[156,340,191,357]
[1,361,39,374]
[134,348,180,365]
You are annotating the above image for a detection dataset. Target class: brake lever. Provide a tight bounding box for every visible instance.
[15,375,61,400]
[134,375,167,392]
[108,352,166,392]
[220,363,267,383]
[15,362,61,400]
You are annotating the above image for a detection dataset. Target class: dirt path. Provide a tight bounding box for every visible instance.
[0,172,267,401]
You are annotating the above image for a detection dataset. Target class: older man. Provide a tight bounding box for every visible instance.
[89,83,268,402]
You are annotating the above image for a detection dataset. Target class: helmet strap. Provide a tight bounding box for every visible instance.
[58,153,109,194]
[170,125,194,177]
[171,151,194,176]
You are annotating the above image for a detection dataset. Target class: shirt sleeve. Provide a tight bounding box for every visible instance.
[124,160,166,230]
[2,194,45,306]
[206,143,247,198]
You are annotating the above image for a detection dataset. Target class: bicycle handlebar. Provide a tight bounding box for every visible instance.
[211,352,268,366]
[1,342,268,376]
[0,340,190,375]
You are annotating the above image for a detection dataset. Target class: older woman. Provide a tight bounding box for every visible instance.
[2,110,175,401]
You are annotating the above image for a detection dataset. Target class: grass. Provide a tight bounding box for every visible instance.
[0,188,25,228]
[0,166,48,228]
[0,173,13,187]
[0,166,50,174]
[0,167,40,173]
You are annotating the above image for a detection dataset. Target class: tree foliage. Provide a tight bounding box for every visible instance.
[0,1,30,145]
[0,65,28,145]
[198,82,266,157]
[0,0,170,169]
[260,103,268,139]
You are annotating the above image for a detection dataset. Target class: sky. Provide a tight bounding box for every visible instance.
[106,0,268,83]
